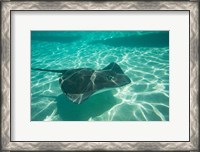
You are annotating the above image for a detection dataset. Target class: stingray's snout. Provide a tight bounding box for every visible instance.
[124,75,131,84]
[116,74,131,86]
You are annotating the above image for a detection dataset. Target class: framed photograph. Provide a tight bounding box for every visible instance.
[1,1,199,151]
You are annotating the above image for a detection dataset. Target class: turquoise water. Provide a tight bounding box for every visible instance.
[31,31,169,121]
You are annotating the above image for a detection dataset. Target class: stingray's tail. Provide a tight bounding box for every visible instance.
[31,68,66,74]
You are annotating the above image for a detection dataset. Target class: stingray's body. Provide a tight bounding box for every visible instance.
[32,62,131,104]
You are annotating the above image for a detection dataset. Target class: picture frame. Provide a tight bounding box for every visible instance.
[1,1,199,151]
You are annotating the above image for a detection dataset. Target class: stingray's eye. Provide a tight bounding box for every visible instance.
[107,75,113,80]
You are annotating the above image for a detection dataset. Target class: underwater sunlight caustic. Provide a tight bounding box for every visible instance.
[31,31,169,121]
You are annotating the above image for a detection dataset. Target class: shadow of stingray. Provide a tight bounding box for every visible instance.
[89,31,169,48]
[56,91,118,121]
[31,34,81,43]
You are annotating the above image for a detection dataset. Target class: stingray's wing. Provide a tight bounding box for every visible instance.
[60,69,94,93]
[60,68,96,104]
[59,68,84,84]
[65,91,94,104]
[102,62,124,74]
[61,68,93,80]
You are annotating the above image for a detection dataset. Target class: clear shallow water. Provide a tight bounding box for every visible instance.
[31,31,169,121]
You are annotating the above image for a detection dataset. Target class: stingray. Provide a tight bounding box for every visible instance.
[32,62,131,104]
